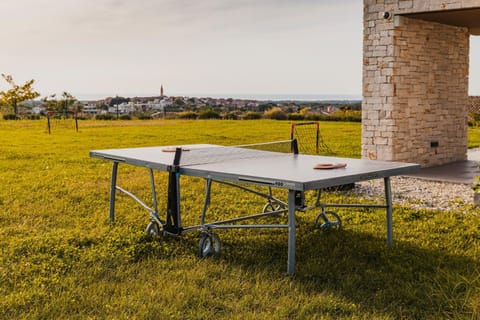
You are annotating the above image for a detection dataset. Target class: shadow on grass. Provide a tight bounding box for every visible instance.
[187,226,480,318]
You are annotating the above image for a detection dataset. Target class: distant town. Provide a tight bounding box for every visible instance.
[0,74,362,120]
[19,92,362,122]
[3,83,361,121]
[79,95,361,117]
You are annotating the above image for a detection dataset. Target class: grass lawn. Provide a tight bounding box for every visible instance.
[0,119,479,319]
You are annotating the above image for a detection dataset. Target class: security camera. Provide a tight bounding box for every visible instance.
[383,12,391,19]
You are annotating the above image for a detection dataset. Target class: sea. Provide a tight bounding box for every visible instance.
[76,93,362,102]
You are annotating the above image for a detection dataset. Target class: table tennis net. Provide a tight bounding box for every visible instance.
[177,140,296,167]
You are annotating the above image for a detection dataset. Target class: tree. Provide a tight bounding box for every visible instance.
[60,91,77,116]
[174,97,185,106]
[109,96,129,107]
[0,74,40,115]
[42,94,58,112]
[42,92,81,116]
[258,102,276,112]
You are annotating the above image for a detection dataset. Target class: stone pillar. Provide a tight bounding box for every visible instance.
[363,0,475,167]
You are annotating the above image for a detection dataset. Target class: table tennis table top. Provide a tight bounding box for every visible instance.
[90,143,420,191]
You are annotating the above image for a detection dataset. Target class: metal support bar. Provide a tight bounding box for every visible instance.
[205,224,288,229]
[115,185,164,226]
[287,189,296,275]
[175,172,181,228]
[319,203,388,209]
[384,177,393,246]
[291,139,299,154]
[200,179,213,226]
[116,186,154,214]
[201,209,287,226]
[148,169,159,219]
[315,189,322,207]
[109,162,119,221]
[215,180,287,208]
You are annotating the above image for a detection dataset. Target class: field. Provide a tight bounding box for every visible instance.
[1,119,480,319]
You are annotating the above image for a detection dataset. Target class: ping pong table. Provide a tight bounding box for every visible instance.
[90,140,419,274]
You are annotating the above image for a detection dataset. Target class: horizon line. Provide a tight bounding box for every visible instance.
[72,92,364,101]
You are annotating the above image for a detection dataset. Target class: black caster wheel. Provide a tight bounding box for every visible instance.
[145,220,164,238]
[198,232,221,258]
[314,211,342,229]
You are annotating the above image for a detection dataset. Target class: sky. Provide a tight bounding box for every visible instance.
[0,0,479,100]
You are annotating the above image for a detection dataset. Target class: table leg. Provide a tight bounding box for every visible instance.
[175,172,181,228]
[109,162,119,221]
[287,189,296,275]
[384,177,393,246]
[149,168,159,217]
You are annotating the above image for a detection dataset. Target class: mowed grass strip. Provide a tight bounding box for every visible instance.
[0,119,479,319]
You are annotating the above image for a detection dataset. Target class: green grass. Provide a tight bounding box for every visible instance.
[468,126,480,149]
[0,119,479,319]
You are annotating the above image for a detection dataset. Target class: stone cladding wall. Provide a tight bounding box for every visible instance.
[363,0,479,167]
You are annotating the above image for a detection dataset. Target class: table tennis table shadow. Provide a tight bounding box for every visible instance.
[90,140,419,274]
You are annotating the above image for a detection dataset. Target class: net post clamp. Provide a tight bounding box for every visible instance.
[167,147,183,172]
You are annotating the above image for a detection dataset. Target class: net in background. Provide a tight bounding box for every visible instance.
[46,112,79,134]
[291,122,333,155]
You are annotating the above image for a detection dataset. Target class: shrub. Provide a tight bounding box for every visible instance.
[198,109,221,119]
[263,107,287,120]
[95,114,115,120]
[288,113,305,121]
[119,114,132,120]
[301,110,362,122]
[333,110,362,122]
[223,112,238,120]
[177,111,198,119]
[3,114,20,120]
[137,114,152,120]
[242,112,262,120]
[26,114,42,120]
[470,113,480,127]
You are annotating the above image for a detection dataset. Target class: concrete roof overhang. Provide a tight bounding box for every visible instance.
[400,8,480,35]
